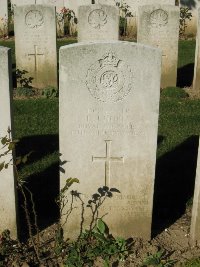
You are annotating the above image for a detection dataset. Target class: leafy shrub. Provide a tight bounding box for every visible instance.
[64,219,129,267]
[184,258,200,267]
[42,86,59,98]
[179,7,192,39]
[142,250,175,267]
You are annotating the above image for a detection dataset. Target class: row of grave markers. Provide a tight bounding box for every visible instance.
[0,0,176,38]
[1,3,200,245]
[12,2,200,91]
[1,0,200,38]
[13,3,180,89]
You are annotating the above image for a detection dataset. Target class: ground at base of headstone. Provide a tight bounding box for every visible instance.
[183,87,200,100]
[0,206,200,267]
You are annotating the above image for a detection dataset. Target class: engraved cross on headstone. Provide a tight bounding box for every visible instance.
[92,140,124,187]
[28,45,44,72]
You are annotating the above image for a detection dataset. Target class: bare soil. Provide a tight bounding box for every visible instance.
[121,206,200,266]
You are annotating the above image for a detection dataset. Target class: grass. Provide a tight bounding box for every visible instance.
[184,258,200,267]
[178,39,196,68]
[158,89,200,157]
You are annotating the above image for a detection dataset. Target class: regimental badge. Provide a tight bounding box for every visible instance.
[86,51,134,103]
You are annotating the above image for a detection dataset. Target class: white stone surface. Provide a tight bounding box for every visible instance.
[0,46,17,239]
[11,0,35,7]
[59,41,161,240]
[14,5,57,89]
[190,138,200,246]
[137,5,179,88]
[37,0,64,7]
[78,4,119,42]
[0,0,8,36]
[193,8,200,94]
[96,0,115,5]
[12,0,64,5]
[124,0,175,37]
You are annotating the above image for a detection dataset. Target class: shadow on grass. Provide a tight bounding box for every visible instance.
[18,161,60,241]
[15,134,59,168]
[152,135,199,237]
[176,63,194,88]
[16,134,59,240]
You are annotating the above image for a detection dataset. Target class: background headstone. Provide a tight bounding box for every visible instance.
[0,46,17,239]
[137,5,179,88]
[59,41,161,240]
[124,0,175,38]
[78,4,119,42]
[12,0,64,36]
[14,5,57,89]
[0,0,8,37]
[190,137,200,246]
[193,7,200,95]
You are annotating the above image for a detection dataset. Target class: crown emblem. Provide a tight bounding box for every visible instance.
[99,52,121,68]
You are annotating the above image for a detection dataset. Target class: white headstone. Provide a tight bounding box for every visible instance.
[78,4,119,42]
[190,138,200,246]
[137,5,179,88]
[0,0,8,37]
[124,0,175,37]
[59,41,161,240]
[14,5,57,89]
[193,8,200,94]
[0,46,17,239]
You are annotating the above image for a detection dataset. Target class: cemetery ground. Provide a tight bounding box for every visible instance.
[1,38,200,266]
